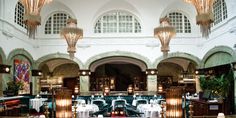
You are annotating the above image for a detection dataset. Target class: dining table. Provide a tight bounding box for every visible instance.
[72,104,99,118]
[137,103,162,118]
[30,98,48,112]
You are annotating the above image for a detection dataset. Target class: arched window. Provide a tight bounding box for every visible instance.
[94,11,141,33]
[14,2,26,29]
[166,12,191,33]
[213,0,227,25]
[44,13,71,34]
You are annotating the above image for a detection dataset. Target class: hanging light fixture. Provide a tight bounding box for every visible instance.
[20,0,52,39]
[184,0,215,38]
[60,18,83,59]
[154,17,176,57]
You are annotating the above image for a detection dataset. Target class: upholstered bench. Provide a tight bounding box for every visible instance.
[4,99,21,116]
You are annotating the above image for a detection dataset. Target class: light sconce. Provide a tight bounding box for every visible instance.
[78,70,91,76]
[158,84,163,93]
[32,69,42,76]
[55,88,72,118]
[110,77,115,90]
[103,86,110,96]
[0,64,11,73]
[166,87,183,118]
[127,85,134,95]
[146,69,158,75]
[74,85,79,95]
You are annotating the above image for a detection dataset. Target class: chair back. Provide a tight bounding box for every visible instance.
[92,100,106,110]
[136,99,148,106]
[114,100,126,109]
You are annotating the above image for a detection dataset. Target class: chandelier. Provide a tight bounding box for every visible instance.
[184,0,215,38]
[154,17,176,57]
[60,18,83,59]
[20,0,52,39]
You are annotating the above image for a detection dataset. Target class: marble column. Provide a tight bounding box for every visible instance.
[79,76,89,92]
[195,75,203,93]
[147,75,157,91]
[0,74,3,97]
[234,70,236,113]
[146,69,158,92]
[79,70,91,92]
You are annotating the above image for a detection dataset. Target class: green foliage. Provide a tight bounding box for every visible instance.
[7,81,24,95]
[199,70,234,97]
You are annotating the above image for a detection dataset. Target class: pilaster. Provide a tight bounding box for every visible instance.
[146,69,158,92]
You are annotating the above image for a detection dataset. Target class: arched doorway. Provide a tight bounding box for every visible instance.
[157,57,198,93]
[89,57,147,91]
[38,58,80,94]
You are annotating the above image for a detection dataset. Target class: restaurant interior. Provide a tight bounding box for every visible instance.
[0,0,236,117]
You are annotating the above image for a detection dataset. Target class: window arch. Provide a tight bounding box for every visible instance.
[213,0,227,26]
[166,12,191,33]
[44,12,71,34]
[94,11,141,33]
[14,2,26,29]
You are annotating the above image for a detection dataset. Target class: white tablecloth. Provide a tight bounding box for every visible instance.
[137,104,162,118]
[73,99,86,104]
[72,104,99,118]
[30,98,47,112]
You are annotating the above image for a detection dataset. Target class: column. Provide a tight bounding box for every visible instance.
[195,69,203,93]
[0,74,3,97]
[31,70,42,95]
[0,64,11,96]
[233,63,236,113]
[79,70,91,92]
[146,69,158,92]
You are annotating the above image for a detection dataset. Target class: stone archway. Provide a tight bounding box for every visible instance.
[153,52,201,68]
[7,48,34,67]
[6,48,35,94]
[85,51,151,69]
[200,46,236,68]
[89,56,148,91]
[35,53,84,69]
[35,53,84,93]
[154,52,201,93]
[84,51,150,92]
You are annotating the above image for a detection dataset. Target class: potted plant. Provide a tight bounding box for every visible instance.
[199,70,233,101]
[5,80,23,96]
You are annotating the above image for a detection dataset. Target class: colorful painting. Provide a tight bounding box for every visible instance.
[14,59,30,94]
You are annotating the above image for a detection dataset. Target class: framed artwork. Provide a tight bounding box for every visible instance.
[14,59,31,94]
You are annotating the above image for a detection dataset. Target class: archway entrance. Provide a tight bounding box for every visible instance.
[89,57,147,91]
[157,57,197,93]
[38,58,80,94]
